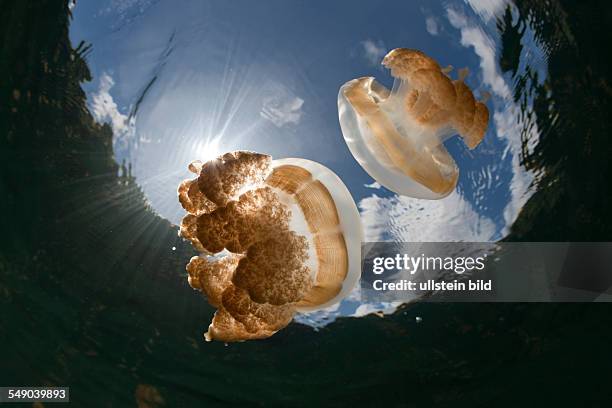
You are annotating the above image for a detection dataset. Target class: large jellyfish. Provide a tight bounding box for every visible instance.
[178,151,362,341]
[338,48,489,199]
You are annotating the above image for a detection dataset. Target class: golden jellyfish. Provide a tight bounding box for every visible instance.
[338,48,490,199]
[178,151,362,342]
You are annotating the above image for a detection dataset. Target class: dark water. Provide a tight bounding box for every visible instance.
[2,1,612,407]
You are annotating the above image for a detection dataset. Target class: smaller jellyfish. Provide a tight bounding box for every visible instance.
[338,48,489,199]
[178,151,362,342]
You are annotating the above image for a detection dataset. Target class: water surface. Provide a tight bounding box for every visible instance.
[1,0,612,406]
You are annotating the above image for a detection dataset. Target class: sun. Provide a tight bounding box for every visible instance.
[194,136,222,163]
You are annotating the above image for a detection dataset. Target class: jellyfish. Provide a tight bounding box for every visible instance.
[178,151,362,341]
[338,48,489,199]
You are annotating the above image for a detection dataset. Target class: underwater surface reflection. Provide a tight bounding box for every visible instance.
[1,0,612,406]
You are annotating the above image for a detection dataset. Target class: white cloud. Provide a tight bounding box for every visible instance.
[364,181,382,189]
[361,39,386,66]
[425,16,439,36]
[493,107,534,231]
[260,83,304,128]
[446,7,468,28]
[90,73,136,154]
[447,9,510,99]
[99,0,154,18]
[294,300,343,328]
[445,8,539,233]
[352,301,403,318]
[466,0,508,23]
[359,191,497,242]
[295,285,404,327]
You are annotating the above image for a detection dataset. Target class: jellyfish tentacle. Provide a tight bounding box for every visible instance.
[457,67,470,81]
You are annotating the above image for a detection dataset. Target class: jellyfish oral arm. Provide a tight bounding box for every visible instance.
[342,77,458,196]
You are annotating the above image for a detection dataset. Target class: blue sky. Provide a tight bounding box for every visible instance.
[69,0,547,241]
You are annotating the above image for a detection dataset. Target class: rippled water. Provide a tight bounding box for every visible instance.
[2,0,612,406]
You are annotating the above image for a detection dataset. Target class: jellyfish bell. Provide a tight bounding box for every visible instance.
[338,48,490,199]
[338,77,458,199]
[268,158,362,311]
[178,151,362,342]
